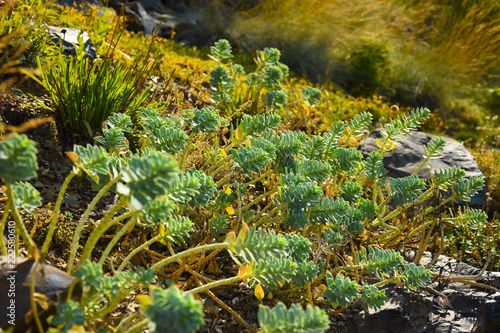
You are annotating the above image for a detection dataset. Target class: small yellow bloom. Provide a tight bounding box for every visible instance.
[254,284,264,302]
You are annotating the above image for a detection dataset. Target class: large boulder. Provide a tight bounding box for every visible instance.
[359,130,489,207]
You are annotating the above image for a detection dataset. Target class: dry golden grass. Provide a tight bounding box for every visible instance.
[226,0,500,100]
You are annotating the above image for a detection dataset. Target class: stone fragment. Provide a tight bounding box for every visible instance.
[0,257,81,332]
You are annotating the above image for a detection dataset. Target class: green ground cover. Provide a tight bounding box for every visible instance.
[1,1,499,332]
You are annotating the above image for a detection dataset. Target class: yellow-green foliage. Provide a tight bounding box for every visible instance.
[229,0,500,89]
[230,0,407,83]
[0,0,48,91]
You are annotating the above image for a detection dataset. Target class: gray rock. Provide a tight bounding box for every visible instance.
[149,10,199,41]
[359,130,489,207]
[138,0,164,11]
[353,290,412,332]
[435,317,479,333]
[350,252,500,333]
[56,0,200,42]
[108,0,160,35]
[0,257,81,332]
[47,26,97,59]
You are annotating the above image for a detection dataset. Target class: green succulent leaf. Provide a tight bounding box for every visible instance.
[264,65,284,88]
[184,108,220,133]
[106,113,133,132]
[266,89,288,110]
[310,197,350,225]
[424,137,446,159]
[258,302,330,333]
[461,207,488,226]
[0,134,38,183]
[250,137,277,158]
[117,153,178,210]
[285,210,310,230]
[232,146,273,177]
[451,176,485,201]
[399,262,432,291]
[388,176,426,206]
[432,167,466,189]
[278,63,290,77]
[323,121,346,159]
[302,136,325,161]
[75,260,104,295]
[210,216,229,236]
[357,198,378,220]
[101,275,121,296]
[339,207,365,235]
[363,151,386,181]
[143,286,204,333]
[265,130,308,157]
[210,65,233,103]
[210,39,232,62]
[302,87,322,106]
[232,63,245,75]
[12,181,42,214]
[245,72,264,85]
[231,226,288,263]
[185,169,216,207]
[88,155,123,191]
[285,234,312,263]
[347,111,372,136]
[95,127,128,152]
[380,107,431,143]
[164,173,200,204]
[148,126,189,155]
[298,159,331,184]
[140,107,163,120]
[290,261,322,287]
[72,144,110,182]
[279,181,323,210]
[239,113,281,137]
[50,300,86,331]
[141,196,175,227]
[340,182,363,203]
[356,247,404,280]
[329,148,364,176]
[324,227,343,246]
[128,267,156,286]
[324,272,359,308]
[263,47,281,66]
[251,257,298,290]
[161,216,194,246]
[361,284,387,311]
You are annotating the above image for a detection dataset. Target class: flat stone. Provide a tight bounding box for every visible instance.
[47,26,97,59]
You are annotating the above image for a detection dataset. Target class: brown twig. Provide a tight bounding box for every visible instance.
[194,278,257,332]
